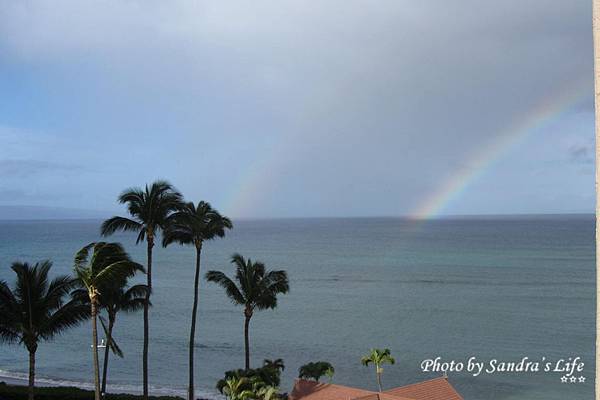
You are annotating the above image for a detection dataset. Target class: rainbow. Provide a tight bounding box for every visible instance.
[411,77,592,219]
[223,137,290,219]
[223,77,591,220]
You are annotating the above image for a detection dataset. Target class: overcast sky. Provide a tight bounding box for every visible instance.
[0,1,594,219]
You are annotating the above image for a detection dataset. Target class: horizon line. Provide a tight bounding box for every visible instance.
[0,211,593,222]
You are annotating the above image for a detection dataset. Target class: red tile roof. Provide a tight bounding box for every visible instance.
[383,377,463,400]
[289,377,463,400]
[353,392,415,400]
[288,380,374,400]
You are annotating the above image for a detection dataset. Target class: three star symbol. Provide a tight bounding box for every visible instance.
[561,375,585,383]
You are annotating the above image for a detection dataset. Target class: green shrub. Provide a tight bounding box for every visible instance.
[298,362,335,382]
[216,359,285,394]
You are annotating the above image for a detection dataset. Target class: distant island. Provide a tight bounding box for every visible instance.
[0,206,112,220]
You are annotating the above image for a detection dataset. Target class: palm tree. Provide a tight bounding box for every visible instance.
[101,180,182,399]
[255,385,279,400]
[361,348,395,392]
[73,242,144,400]
[257,359,284,387]
[206,254,289,370]
[0,261,88,400]
[163,201,232,400]
[222,376,255,400]
[324,366,335,383]
[262,359,285,373]
[298,362,334,382]
[99,283,148,395]
[593,0,600,393]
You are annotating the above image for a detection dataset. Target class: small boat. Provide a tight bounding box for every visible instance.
[91,339,107,348]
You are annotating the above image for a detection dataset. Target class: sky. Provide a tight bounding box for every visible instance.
[0,0,595,219]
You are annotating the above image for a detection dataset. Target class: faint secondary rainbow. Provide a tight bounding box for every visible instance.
[411,78,591,220]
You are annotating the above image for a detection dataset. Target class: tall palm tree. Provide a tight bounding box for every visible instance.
[99,283,148,395]
[163,201,232,400]
[101,180,182,399]
[0,261,88,400]
[593,1,600,396]
[73,242,144,400]
[206,254,289,370]
[361,348,395,392]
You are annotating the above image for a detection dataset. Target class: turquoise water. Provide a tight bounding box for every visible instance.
[0,216,594,399]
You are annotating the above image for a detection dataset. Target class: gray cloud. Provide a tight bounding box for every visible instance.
[0,1,594,217]
[568,143,594,164]
[0,159,81,178]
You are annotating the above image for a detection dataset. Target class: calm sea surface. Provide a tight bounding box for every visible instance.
[0,216,594,400]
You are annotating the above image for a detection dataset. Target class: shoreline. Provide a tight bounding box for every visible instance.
[0,371,220,400]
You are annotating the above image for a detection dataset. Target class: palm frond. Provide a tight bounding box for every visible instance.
[99,316,124,358]
[361,356,373,366]
[118,188,145,207]
[0,279,19,315]
[40,297,90,340]
[0,279,20,343]
[95,260,141,288]
[44,275,78,311]
[120,284,149,312]
[205,271,245,305]
[100,217,142,236]
[74,243,96,269]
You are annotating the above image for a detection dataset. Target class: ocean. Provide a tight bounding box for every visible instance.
[0,215,594,400]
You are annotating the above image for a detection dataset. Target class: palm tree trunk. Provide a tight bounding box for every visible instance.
[28,349,35,400]
[594,2,600,399]
[244,310,251,370]
[92,301,101,400]
[143,236,154,400]
[188,244,202,400]
[101,315,115,396]
[376,370,382,392]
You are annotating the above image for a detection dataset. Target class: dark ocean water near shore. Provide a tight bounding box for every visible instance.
[0,215,594,400]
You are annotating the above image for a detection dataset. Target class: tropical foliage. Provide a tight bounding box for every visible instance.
[0,261,88,400]
[99,283,148,394]
[0,179,300,400]
[163,201,232,400]
[217,359,285,393]
[217,367,282,400]
[360,348,395,392]
[298,361,335,382]
[73,242,144,400]
[101,180,182,400]
[206,254,289,370]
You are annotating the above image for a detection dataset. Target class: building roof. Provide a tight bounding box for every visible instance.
[383,377,463,400]
[288,377,463,400]
[288,379,374,400]
[353,392,415,400]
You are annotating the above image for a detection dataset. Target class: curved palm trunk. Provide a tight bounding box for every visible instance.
[244,308,252,370]
[101,315,115,396]
[91,301,101,400]
[28,349,35,400]
[188,244,202,400]
[143,236,154,400]
[376,368,382,392]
